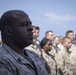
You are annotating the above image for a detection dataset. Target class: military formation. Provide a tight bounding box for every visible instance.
[0,10,76,75]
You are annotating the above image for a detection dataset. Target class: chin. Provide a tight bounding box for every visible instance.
[29,41,33,45]
[48,50,51,51]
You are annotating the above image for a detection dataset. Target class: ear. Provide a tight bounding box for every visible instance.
[43,46,45,49]
[4,26,12,36]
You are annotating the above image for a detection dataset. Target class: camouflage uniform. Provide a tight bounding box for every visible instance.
[55,49,73,75]
[25,42,42,57]
[35,39,40,45]
[0,43,48,75]
[42,50,57,75]
[58,43,63,50]
[49,46,60,56]
[70,50,76,75]
[69,44,76,53]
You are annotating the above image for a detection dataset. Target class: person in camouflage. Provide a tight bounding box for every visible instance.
[55,37,73,75]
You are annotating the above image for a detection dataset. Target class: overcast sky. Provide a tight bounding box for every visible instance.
[0,0,76,40]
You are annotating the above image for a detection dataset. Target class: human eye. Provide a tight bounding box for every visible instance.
[20,22,32,27]
[25,22,32,26]
[48,43,51,46]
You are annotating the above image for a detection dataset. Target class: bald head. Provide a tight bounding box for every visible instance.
[0,10,33,48]
[62,37,72,49]
[0,10,30,32]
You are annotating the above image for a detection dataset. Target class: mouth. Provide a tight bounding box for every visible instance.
[29,33,34,39]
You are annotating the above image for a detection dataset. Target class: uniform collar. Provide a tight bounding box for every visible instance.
[2,43,35,68]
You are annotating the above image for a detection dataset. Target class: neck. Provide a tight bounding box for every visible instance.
[63,46,69,52]
[4,41,23,55]
[72,40,74,44]
[43,49,48,54]
[33,38,36,42]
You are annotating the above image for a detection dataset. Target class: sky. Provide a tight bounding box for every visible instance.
[0,0,76,41]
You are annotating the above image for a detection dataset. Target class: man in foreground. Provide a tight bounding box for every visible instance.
[0,10,48,75]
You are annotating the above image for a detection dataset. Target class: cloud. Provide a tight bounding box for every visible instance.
[33,12,76,25]
[44,12,76,22]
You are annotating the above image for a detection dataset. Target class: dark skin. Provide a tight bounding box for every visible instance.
[43,40,52,54]
[1,10,33,55]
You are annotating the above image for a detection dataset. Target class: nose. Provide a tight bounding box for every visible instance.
[27,25,33,32]
[32,28,36,33]
[50,45,52,50]
[70,43,72,45]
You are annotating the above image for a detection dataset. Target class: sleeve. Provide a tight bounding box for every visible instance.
[0,57,16,75]
[70,51,76,64]
[70,52,76,75]
[0,63,14,75]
